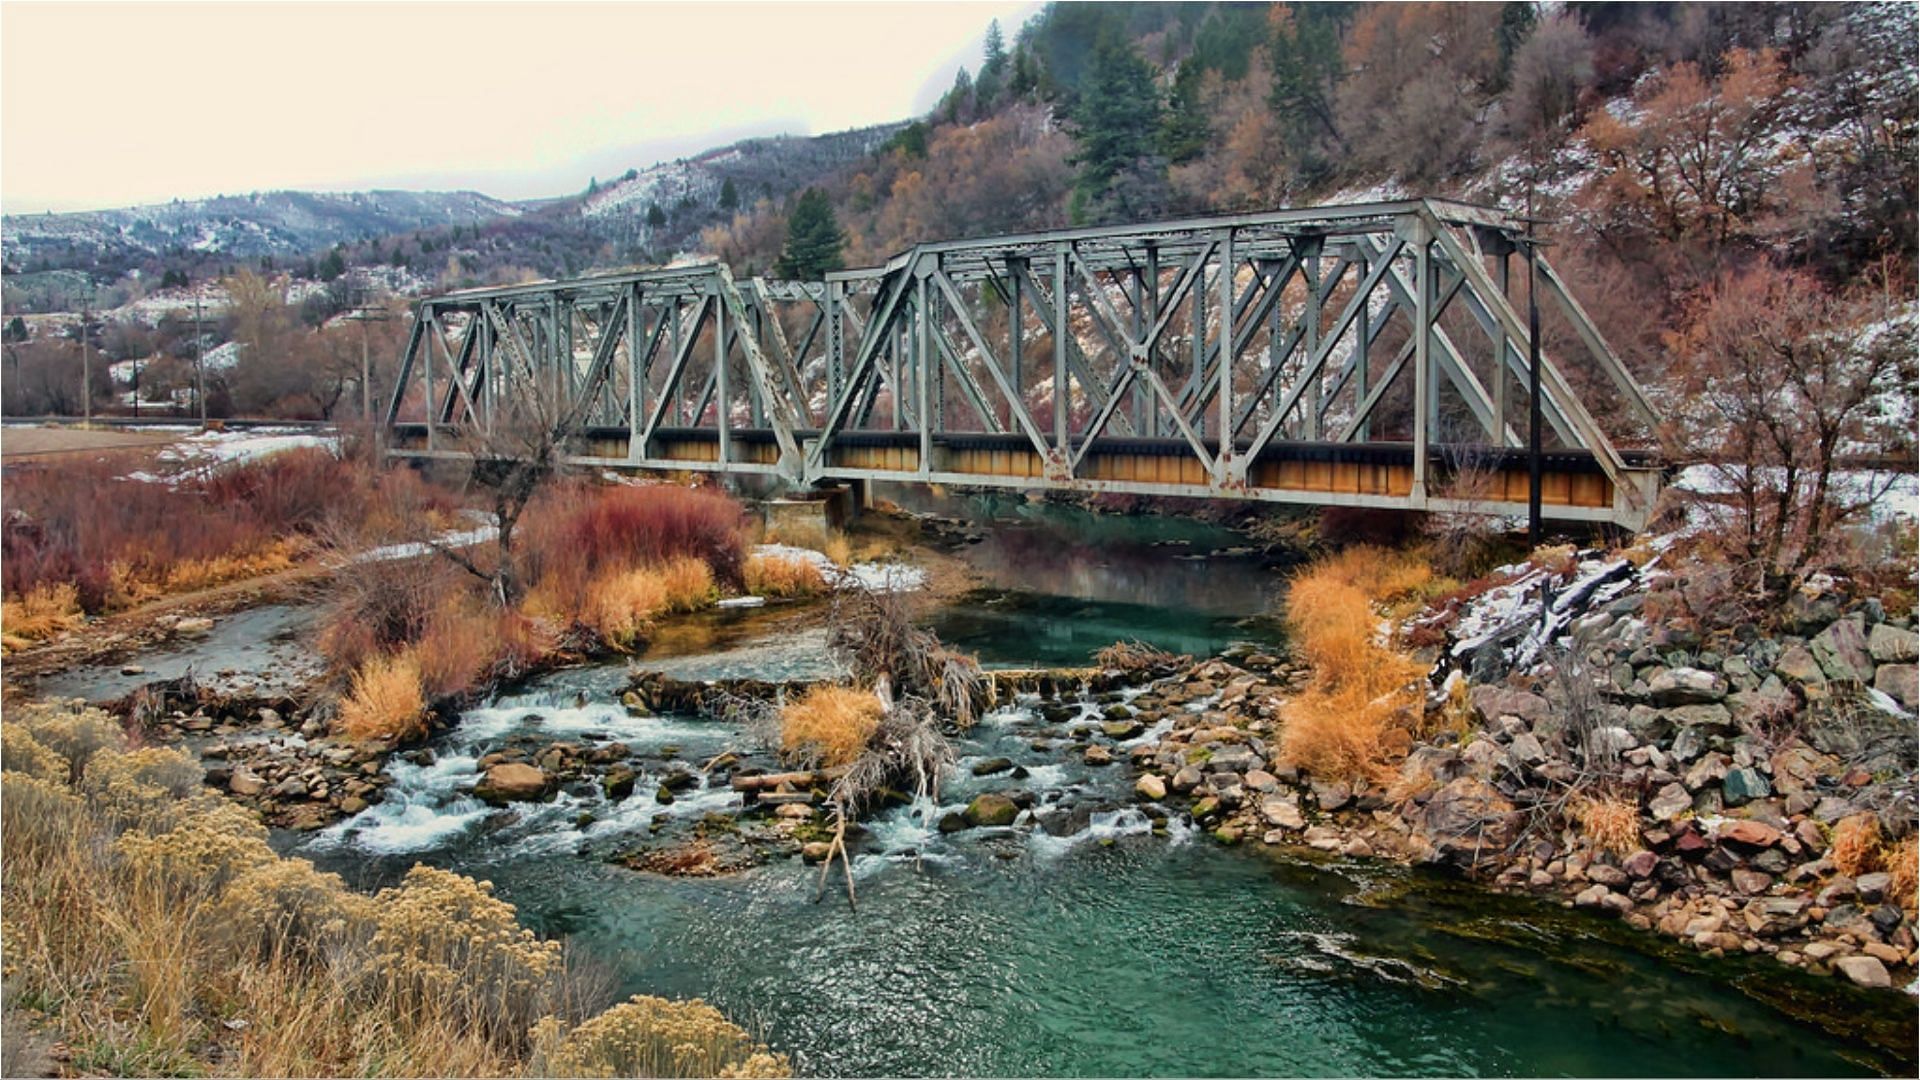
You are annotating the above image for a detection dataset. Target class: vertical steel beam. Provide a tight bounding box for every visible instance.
[1216,227,1233,483]
[714,284,729,465]
[1008,257,1024,431]
[1301,239,1322,440]
[627,283,643,456]
[1052,249,1068,454]
[1411,222,1431,500]
[1493,250,1509,442]
[424,307,438,451]
[915,271,932,475]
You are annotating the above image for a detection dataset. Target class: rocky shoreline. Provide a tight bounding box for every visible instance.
[1122,556,1919,996]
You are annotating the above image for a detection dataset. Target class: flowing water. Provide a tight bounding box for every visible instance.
[291,667,1912,1077]
[284,506,1914,1076]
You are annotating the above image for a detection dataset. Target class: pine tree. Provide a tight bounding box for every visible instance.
[1159,59,1211,165]
[982,19,1007,75]
[1494,2,1539,94]
[647,203,668,228]
[944,66,975,125]
[1068,35,1167,221]
[588,176,600,195]
[1269,6,1352,185]
[719,177,739,211]
[776,188,845,280]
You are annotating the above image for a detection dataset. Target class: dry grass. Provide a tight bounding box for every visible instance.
[780,685,885,768]
[1278,547,1430,784]
[1830,813,1886,878]
[571,557,717,650]
[1887,835,1917,912]
[0,581,84,651]
[0,703,783,1078]
[336,653,428,743]
[1575,794,1643,857]
[744,554,828,599]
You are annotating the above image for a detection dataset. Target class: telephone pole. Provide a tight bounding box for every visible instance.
[194,292,207,426]
[79,303,92,425]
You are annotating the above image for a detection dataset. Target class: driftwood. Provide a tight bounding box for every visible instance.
[729,767,848,793]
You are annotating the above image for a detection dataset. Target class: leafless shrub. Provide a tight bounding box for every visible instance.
[827,586,987,729]
[1093,639,1190,674]
[1426,442,1508,579]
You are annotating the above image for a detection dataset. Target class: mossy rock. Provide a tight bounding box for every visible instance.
[964,793,1020,828]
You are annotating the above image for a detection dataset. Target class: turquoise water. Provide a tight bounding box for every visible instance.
[292,668,1915,1078]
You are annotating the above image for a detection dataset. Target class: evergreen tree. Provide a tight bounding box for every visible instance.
[982,18,1008,74]
[647,203,668,228]
[1067,35,1166,221]
[1159,58,1211,165]
[6,316,27,343]
[317,247,346,280]
[1008,47,1039,100]
[1494,2,1539,93]
[719,177,739,211]
[1269,6,1352,184]
[944,66,975,125]
[776,188,845,280]
[886,121,931,159]
[588,176,600,195]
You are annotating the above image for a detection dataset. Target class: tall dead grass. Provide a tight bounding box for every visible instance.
[780,685,885,768]
[744,553,828,598]
[1278,546,1431,784]
[0,581,84,651]
[0,703,786,1078]
[336,653,428,743]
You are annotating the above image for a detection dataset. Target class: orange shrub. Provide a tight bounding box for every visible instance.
[1278,547,1428,784]
[1576,795,1642,857]
[1,582,84,651]
[1887,835,1916,912]
[779,685,883,768]
[337,654,428,743]
[1830,814,1887,878]
[743,554,827,599]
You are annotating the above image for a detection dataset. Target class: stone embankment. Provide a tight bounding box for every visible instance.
[1127,560,1918,993]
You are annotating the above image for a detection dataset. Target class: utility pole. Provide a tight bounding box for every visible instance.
[1526,219,1543,548]
[79,302,92,425]
[194,292,207,426]
[344,276,392,451]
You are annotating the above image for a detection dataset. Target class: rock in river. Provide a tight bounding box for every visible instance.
[475,763,552,804]
[964,793,1019,828]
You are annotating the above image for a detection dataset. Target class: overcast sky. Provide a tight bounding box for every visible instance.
[2,1,1038,214]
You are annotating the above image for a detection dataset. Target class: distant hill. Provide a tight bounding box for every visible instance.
[3,189,521,274]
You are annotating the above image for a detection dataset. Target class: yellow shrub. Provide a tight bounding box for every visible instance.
[780,684,884,768]
[656,555,716,613]
[338,653,428,742]
[1830,813,1886,878]
[1576,794,1642,857]
[744,554,827,598]
[0,582,84,650]
[1,723,69,783]
[81,745,204,829]
[538,995,790,1079]
[159,538,302,594]
[1278,547,1428,784]
[14,705,123,782]
[584,556,717,648]
[114,800,277,892]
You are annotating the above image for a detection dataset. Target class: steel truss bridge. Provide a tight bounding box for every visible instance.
[385,199,1665,528]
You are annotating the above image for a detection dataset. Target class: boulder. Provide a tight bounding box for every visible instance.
[1684,753,1730,791]
[1868,623,1918,663]
[1774,645,1828,692]
[971,757,1015,776]
[1873,664,1917,710]
[1648,783,1692,823]
[1588,863,1629,888]
[1414,777,1517,858]
[1101,720,1145,741]
[601,765,637,801]
[1312,780,1352,812]
[1717,819,1784,849]
[1730,868,1773,895]
[1083,745,1114,766]
[1835,955,1892,989]
[1721,767,1771,807]
[1134,774,1167,801]
[1811,615,1875,684]
[1470,685,1550,727]
[1244,769,1279,793]
[963,793,1019,828]
[1508,732,1547,766]
[1624,850,1659,879]
[474,763,552,804]
[1742,896,1811,936]
[1648,667,1727,706]
[1260,796,1306,830]
[801,841,833,862]
[1855,872,1892,905]
[228,767,266,797]
[1170,766,1203,794]
[1190,796,1224,823]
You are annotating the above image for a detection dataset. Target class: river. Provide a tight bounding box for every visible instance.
[280,501,1912,1077]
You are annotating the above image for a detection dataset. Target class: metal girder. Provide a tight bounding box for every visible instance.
[386,201,1664,529]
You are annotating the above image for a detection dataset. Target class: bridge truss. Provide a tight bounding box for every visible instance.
[386,199,1665,528]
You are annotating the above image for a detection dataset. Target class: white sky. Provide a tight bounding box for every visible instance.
[1,1,1038,213]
